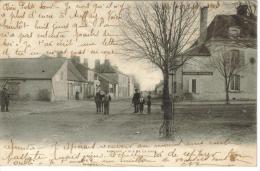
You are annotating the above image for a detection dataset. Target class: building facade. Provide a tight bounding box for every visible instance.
[170,5,256,101]
[95,59,133,98]
[0,56,88,101]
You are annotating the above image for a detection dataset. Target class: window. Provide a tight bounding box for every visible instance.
[250,57,255,64]
[230,75,240,91]
[192,79,196,93]
[229,27,240,37]
[231,50,240,66]
[227,50,245,67]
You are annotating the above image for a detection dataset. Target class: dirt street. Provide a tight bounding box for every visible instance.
[0,99,256,144]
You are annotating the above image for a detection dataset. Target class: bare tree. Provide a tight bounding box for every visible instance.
[207,46,246,104]
[120,2,199,137]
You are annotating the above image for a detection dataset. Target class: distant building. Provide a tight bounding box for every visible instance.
[95,59,134,98]
[170,5,256,101]
[128,75,134,97]
[72,56,97,98]
[154,80,163,96]
[0,56,88,101]
[95,73,118,98]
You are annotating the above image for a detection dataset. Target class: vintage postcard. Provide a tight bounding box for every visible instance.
[0,0,257,167]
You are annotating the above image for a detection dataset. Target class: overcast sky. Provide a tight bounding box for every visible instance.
[87,1,238,91]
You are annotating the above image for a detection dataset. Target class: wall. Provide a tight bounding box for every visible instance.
[173,41,257,101]
[118,74,129,98]
[68,81,87,100]
[88,70,95,82]
[128,76,134,97]
[52,60,68,101]
[0,79,52,101]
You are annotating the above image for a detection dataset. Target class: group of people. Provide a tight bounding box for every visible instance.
[132,89,152,114]
[94,88,152,115]
[0,87,10,112]
[95,90,111,115]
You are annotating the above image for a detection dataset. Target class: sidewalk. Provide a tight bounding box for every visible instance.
[152,99,256,106]
[176,100,256,105]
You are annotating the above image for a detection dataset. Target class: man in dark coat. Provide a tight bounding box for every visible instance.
[100,90,105,113]
[132,89,140,113]
[0,87,9,112]
[103,91,111,115]
[147,92,152,114]
[95,90,101,113]
[0,88,5,112]
[4,88,10,112]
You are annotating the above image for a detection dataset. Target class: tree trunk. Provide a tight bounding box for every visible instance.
[225,79,230,104]
[160,71,173,138]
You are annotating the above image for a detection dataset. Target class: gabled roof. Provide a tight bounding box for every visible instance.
[0,57,66,79]
[155,80,163,89]
[100,64,128,76]
[101,73,118,84]
[67,61,87,82]
[183,44,211,56]
[182,13,256,57]
[74,63,95,80]
[74,62,117,84]
[206,14,256,40]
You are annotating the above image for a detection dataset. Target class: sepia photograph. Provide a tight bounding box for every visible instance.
[0,0,257,167]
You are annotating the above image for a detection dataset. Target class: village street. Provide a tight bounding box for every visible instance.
[0,99,256,144]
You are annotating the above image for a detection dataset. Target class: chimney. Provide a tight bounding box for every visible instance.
[83,58,88,68]
[237,4,248,16]
[71,56,80,64]
[95,59,101,73]
[103,59,111,72]
[199,7,208,44]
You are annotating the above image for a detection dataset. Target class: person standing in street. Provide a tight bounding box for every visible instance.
[95,90,101,113]
[139,92,145,114]
[0,87,9,112]
[147,92,152,114]
[75,91,80,100]
[100,90,105,113]
[132,89,140,113]
[103,91,111,115]
[4,88,10,112]
[0,88,5,112]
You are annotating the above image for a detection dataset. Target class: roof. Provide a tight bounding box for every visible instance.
[182,13,256,57]
[101,73,118,84]
[0,57,66,79]
[183,44,210,56]
[74,62,116,84]
[97,73,118,84]
[67,61,87,82]
[155,81,163,89]
[74,63,94,80]
[100,64,128,76]
[206,14,256,40]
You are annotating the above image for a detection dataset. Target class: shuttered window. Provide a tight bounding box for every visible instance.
[230,75,240,91]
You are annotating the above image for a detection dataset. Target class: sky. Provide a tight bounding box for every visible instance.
[0,1,241,91]
[87,1,238,91]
